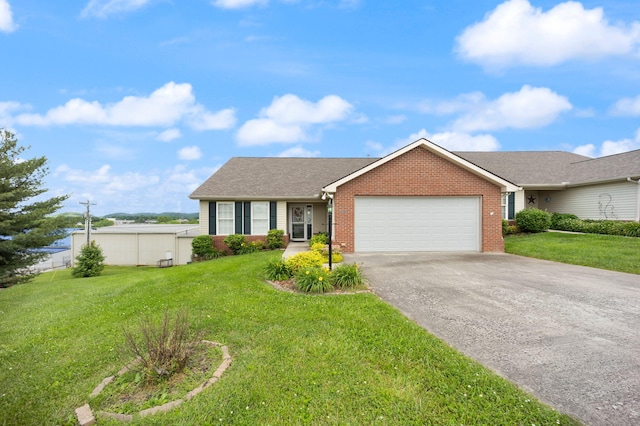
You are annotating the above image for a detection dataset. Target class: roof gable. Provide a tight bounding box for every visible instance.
[323,138,520,193]
[189,157,377,200]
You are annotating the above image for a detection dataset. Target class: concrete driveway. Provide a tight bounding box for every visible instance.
[346,252,640,426]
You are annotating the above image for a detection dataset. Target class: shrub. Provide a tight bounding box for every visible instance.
[238,240,264,255]
[502,220,518,236]
[223,234,247,255]
[264,259,293,281]
[309,233,328,247]
[550,212,578,229]
[310,242,325,253]
[121,309,202,383]
[191,235,221,261]
[266,229,285,249]
[295,267,334,293]
[515,208,551,233]
[72,240,105,277]
[550,216,640,237]
[332,263,365,289]
[285,251,325,274]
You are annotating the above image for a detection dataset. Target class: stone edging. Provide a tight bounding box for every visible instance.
[75,340,231,425]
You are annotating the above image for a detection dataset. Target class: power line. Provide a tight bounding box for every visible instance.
[79,200,97,245]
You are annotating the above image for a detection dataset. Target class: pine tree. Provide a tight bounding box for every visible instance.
[0,130,69,287]
[72,240,105,278]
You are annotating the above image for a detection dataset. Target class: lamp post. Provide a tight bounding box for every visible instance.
[327,195,333,270]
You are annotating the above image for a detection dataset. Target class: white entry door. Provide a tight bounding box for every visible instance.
[290,205,313,241]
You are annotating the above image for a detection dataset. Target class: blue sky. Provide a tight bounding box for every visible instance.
[1,0,640,215]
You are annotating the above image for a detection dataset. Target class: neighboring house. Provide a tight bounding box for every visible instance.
[457,149,640,222]
[190,138,640,253]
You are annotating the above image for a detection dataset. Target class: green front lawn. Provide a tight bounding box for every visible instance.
[0,251,578,425]
[505,232,640,274]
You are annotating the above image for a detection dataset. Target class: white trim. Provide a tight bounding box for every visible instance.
[322,138,521,193]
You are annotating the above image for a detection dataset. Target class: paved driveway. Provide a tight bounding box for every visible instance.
[346,252,640,426]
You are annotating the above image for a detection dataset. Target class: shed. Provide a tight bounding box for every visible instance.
[71,224,198,266]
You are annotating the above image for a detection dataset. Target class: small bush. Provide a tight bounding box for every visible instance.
[332,263,364,289]
[310,242,325,253]
[191,235,221,261]
[72,240,105,277]
[264,260,293,281]
[121,309,202,383]
[266,229,285,249]
[502,220,518,236]
[515,208,551,233]
[295,267,334,293]
[223,234,247,255]
[238,240,263,254]
[309,233,328,247]
[285,251,325,274]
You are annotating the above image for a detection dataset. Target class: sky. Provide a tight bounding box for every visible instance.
[1,0,640,215]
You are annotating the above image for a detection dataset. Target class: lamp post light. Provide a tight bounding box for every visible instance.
[326,194,333,271]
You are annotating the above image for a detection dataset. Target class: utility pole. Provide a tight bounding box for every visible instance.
[79,200,96,245]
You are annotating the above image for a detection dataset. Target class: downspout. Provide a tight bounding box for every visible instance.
[628,178,640,222]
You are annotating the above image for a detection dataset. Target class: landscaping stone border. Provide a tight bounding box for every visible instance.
[75,340,231,425]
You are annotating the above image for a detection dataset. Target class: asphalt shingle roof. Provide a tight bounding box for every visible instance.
[189,157,378,199]
[190,149,640,199]
[454,151,591,185]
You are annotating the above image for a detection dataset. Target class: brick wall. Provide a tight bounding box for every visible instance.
[334,146,504,253]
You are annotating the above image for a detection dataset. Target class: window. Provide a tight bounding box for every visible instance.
[217,202,234,235]
[252,202,269,235]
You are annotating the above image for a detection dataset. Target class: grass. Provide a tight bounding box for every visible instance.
[0,251,578,425]
[505,232,640,274]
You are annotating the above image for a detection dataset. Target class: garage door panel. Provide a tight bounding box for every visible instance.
[355,196,480,252]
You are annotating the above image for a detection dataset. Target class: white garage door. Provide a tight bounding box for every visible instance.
[354,196,481,252]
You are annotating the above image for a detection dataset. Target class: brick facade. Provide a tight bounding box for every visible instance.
[333,146,505,253]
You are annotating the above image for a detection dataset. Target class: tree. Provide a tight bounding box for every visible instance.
[0,130,69,287]
[72,240,105,277]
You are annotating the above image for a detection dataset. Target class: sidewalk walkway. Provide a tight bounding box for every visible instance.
[282,242,309,259]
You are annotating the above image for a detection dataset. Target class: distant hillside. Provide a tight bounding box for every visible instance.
[106,212,199,220]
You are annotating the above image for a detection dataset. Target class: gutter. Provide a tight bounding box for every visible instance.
[628,177,640,222]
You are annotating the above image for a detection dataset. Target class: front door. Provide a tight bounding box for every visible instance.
[291,205,312,241]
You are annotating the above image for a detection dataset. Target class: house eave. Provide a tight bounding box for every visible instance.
[190,195,323,201]
[565,176,640,188]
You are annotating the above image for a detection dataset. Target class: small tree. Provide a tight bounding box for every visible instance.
[72,240,105,277]
[0,130,69,287]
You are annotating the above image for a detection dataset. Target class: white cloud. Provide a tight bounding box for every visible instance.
[369,129,500,157]
[236,94,353,146]
[212,0,267,9]
[450,85,572,132]
[81,0,151,18]
[456,0,640,68]
[262,94,352,125]
[178,146,202,161]
[187,107,237,130]
[574,130,640,157]
[54,163,211,213]
[11,82,236,132]
[277,145,321,157]
[95,144,136,160]
[157,128,182,142]
[383,115,407,124]
[610,95,640,116]
[0,0,17,33]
